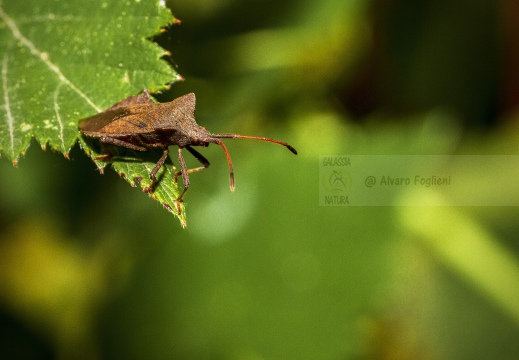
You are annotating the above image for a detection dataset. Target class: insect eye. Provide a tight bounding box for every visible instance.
[138,122,147,128]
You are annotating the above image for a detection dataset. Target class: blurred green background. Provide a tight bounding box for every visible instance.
[2,0,519,358]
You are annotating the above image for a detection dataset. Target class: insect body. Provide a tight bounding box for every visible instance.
[79,90,297,213]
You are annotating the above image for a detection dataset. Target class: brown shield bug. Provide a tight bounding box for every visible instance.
[79,90,297,213]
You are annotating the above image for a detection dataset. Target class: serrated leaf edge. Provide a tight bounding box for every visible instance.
[0,1,187,225]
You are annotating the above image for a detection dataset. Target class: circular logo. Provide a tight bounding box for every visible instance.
[322,169,351,193]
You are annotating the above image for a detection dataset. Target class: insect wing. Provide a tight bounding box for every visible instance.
[79,92,197,136]
[79,104,157,135]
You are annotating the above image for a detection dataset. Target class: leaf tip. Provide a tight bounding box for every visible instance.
[162,202,186,227]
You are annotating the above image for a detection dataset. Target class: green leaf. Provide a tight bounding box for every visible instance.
[0,0,188,226]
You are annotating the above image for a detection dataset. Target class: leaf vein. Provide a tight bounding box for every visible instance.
[53,84,65,151]
[0,5,102,113]
[2,54,14,157]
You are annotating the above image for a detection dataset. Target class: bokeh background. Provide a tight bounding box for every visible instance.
[2,0,519,358]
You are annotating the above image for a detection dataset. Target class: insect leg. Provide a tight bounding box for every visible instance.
[139,89,153,100]
[99,137,148,152]
[94,142,113,161]
[93,137,147,165]
[175,147,191,214]
[173,145,211,183]
[144,147,170,193]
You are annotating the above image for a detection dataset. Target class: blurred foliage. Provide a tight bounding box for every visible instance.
[2,0,519,359]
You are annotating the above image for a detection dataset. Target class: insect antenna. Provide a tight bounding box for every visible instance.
[210,139,235,191]
[209,133,297,192]
[212,133,298,155]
